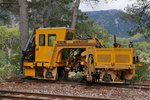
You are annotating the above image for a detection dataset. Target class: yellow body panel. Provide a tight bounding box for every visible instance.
[24,61,34,67]
[94,48,135,69]
[24,68,35,77]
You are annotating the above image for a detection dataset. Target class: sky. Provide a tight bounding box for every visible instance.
[79,0,136,12]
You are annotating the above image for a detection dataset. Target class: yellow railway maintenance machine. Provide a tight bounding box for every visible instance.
[22,27,139,83]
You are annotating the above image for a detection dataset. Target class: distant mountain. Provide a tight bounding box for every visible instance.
[86,9,135,37]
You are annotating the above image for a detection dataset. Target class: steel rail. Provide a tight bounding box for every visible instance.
[90,82,150,90]
[0,90,115,100]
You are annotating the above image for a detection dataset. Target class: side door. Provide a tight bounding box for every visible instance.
[35,34,47,62]
[47,34,56,64]
[35,33,56,63]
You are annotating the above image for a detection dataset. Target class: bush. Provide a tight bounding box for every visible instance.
[68,72,83,81]
[0,26,20,80]
[133,62,150,82]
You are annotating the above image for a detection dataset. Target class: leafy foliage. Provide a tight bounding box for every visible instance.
[0,26,20,80]
[124,0,150,40]
[133,62,150,81]
[77,18,109,37]
[28,0,73,28]
[135,42,150,62]
[0,0,18,25]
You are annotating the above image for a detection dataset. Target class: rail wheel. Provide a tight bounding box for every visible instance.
[57,67,68,81]
[103,73,112,82]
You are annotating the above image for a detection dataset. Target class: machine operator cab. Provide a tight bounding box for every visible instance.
[23,27,74,79]
[35,27,74,63]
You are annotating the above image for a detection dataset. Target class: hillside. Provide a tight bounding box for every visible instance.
[86,9,135,37]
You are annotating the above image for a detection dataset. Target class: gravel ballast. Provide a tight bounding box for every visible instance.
[0,81,149,100]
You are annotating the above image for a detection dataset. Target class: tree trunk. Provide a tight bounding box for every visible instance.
[19,0,29,51]
[19,0,29,75]
[71,0,80,32]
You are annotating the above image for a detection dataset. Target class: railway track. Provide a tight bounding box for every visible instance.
[90,82,150,90]
[5,78,150,90]
[0,90,114,100]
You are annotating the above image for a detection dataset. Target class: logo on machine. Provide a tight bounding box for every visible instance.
[48,51,52,54]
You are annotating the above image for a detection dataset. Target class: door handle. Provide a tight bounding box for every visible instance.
[36,48,39,51]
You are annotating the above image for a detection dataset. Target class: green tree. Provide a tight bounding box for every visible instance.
[0,26,20,79]
[77,18,109,38]
[27,0,73,28]
[123,0,150,40]
[0,0,18,25]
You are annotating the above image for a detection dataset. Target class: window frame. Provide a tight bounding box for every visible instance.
[39,34,45,46]
[48,34,56,46]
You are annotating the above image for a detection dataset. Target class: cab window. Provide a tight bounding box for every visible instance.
[39,34,45,46]
[48,34,56,46]
[66,32,73,40]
